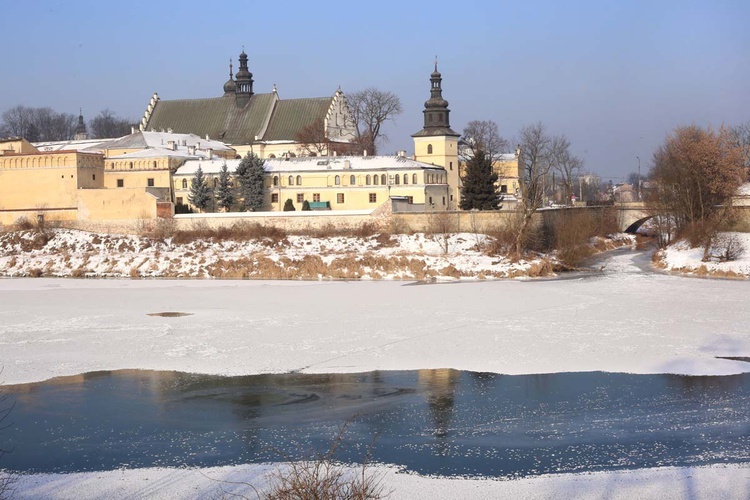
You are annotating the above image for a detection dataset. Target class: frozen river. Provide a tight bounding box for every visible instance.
[2,249,750,498]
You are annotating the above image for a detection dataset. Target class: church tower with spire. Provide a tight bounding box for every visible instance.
[412,60,460,209]
[74,109,88,140]
[234,50,254,107]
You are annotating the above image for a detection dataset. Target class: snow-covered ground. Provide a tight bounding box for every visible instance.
[658,232,750,277]
[0,228,554,280]
[2,250,750,498]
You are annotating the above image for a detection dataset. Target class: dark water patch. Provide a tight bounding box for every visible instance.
[147,312,192,317]
[717,356,750,363]
[2,369,750,478]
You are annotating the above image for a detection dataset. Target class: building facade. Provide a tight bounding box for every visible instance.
[173,155,449,212]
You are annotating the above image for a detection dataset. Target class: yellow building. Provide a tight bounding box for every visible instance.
[173,155,449,212]
[458,147,523,200]
[412,62,460,210]
[0,138,104,225]
[139,50,356,159]
[100,131,235,205]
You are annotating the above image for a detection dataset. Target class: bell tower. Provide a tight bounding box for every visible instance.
[234,49,254,107]
[412,60,460,209]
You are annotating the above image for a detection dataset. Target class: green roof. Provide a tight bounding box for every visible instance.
[144,93,335,145]
[145,94,277,145]
[262,98,332,141]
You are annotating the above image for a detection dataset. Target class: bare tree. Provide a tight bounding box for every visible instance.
[347,88,403,155]
[550,135,583,205]
[729,122,750,172]
[1,105,35,138]
[461,120,509,162]
[31,108,77,142]
[513,122,554,257]
[89,109,134,139]
[295,121,329,156]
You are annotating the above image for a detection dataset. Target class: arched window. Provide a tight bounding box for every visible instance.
[153,161,157,169]
[129,162,133,169]
[350,175,356,185]
[394,175,400,185]
[413,173,418,184]
[182,179,187,189]
[213,178,218,187]
[269,154,276,158]
[403,174,408,185]
[381,174,386,185]
[273,176,279,186]
[296,175,302,185]
[288,175,294,186]
[373,175,379,186]
[427,144,433,154]
[335,175,340,185]
[366,175,371,185]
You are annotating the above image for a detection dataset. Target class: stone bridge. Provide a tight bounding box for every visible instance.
[614,202,651,232]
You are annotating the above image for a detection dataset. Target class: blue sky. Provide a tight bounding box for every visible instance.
[1,0,748,181]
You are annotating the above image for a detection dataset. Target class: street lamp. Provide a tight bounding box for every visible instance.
[636,155,641,201]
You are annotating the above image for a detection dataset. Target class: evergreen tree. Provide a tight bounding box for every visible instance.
[188,165,211,212]
[301,200,311,211]
[215,162,234,212]
[460,148,500,210]
[283,198,296,211]
[236,152,266,211]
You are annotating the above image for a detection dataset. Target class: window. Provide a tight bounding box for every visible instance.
[213,178,218,187]
[273,176,279,186]
[337,193,345,204]
[449,161,453,170]
[442,196,446,205]
[366,175,371,185]
[412,173,418,184]
[176,197,183,205]
[147,178,154,187]
[153,161,157,169]
[403,174,408,184]
[129,162,133,169]
[271,193,279,203]
[117,179,124,188]
[296,175,302,185]
[288,175,293,185]
[369,193,377,203]
[500,185,508,193]
[350,174,355,185]
[394,175,399,185]
[381,174,386,185]
[297,193,304,203]
[182,179,187,189]
[269,154,276,158]
[373,175,379,186]
[313,193,321,202]
[407,196,413,204]
[429,196,433,205]
[335,175,340,185]
[427,144,433,154]
[92,174,96,180]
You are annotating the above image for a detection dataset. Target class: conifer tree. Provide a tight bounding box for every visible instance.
[188,165,211,212]
[301,200,311,211]
[460,148,500,210]
[236,152,266,211]
[216,162,234,212]
[283,198,295,211]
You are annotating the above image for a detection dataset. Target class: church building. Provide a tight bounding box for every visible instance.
[139,50,356,159]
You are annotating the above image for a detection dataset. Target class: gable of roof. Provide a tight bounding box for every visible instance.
[261,97,333,142]
[144,94,277,145]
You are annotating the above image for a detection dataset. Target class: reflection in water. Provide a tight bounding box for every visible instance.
[3,370,750,478]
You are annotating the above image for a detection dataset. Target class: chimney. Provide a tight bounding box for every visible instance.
[205,134,210,141]
[131,126,136,134]
[363,150,368,157]
[344,160,351,169]
[167,128,173,134]
[207,148,213,159]
[187,145,196,155]
[167,140,176,151]
[397,150,406,157]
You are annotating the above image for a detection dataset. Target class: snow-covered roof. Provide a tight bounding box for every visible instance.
[174,155,446,176]
[105,131,233,152]
[33,138,116,153]
[108,147,217,160]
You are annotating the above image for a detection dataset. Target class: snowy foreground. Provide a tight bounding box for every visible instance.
[658,231,750,277]
[3,250,750,499]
